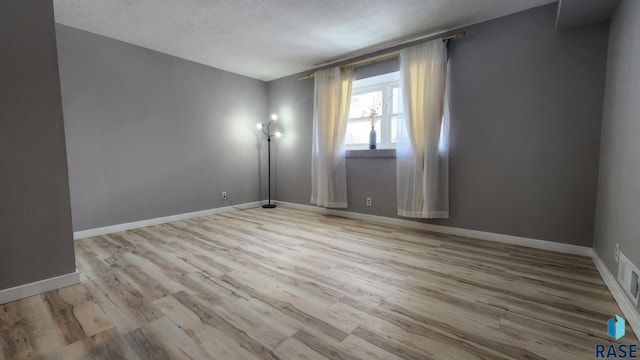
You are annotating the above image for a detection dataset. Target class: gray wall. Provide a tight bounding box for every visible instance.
[56,25,268,231]
[268,4,609,247]
[0,0,76,289]
[593,0,640,312]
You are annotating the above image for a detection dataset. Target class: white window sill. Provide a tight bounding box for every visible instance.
[345,149,396,158]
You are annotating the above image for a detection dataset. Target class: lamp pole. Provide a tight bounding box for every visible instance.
[258,114,280,209]
[264,135,275,208]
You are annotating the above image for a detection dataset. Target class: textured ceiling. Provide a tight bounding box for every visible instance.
[53,0,556,81]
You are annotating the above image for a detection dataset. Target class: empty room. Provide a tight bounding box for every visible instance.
[2,0,640,358]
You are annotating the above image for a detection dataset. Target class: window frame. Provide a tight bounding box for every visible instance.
[345,72,401,150]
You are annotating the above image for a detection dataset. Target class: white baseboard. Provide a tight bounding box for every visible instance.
[73,201,265,240]
[0,270,80,305]
[280,201,640,337]
[276,201,592,257]
[592,252,640,341]
[68,199,638,340]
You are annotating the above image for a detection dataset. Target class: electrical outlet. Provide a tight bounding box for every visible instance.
[221,191,227,200]
[366,197,372,206]
[615,243,620,262]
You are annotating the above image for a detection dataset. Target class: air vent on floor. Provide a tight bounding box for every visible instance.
[617,252,640,307]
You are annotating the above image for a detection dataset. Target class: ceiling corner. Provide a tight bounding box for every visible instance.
[556,0,621,30]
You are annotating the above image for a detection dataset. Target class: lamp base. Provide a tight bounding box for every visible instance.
[262,204,276,209]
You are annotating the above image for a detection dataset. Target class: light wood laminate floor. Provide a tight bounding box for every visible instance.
[1,207,638,359]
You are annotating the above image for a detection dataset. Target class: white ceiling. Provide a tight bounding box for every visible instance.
[53,0,556,81]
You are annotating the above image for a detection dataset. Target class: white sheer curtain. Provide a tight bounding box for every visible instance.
[311,66,353,208]
[397,39,449,218]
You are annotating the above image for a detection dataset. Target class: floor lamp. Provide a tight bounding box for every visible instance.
[257,114,281,208]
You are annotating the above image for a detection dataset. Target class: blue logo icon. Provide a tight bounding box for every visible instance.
[596,316,636,358]
[608,315,625,340]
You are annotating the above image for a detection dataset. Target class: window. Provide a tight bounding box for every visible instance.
[345,71,401,149]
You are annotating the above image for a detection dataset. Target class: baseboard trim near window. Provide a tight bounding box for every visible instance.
[278,200,640,337]
[275,201,592,257]
[73,201,266,240]
[592,252,640,341]
[66,199,638,340]
[0,270,80,305]
[73,198,591,256]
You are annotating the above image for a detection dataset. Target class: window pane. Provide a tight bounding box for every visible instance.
[348,91,383,119]
[345,118,381,145]
[345,73,401,149]
[392,87,402,114]
[391,116,398,144]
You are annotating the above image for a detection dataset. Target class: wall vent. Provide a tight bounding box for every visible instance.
[617,252,640,307]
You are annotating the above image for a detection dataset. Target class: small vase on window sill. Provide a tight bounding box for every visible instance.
[369,125,376,150]
[363,106,379,150]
